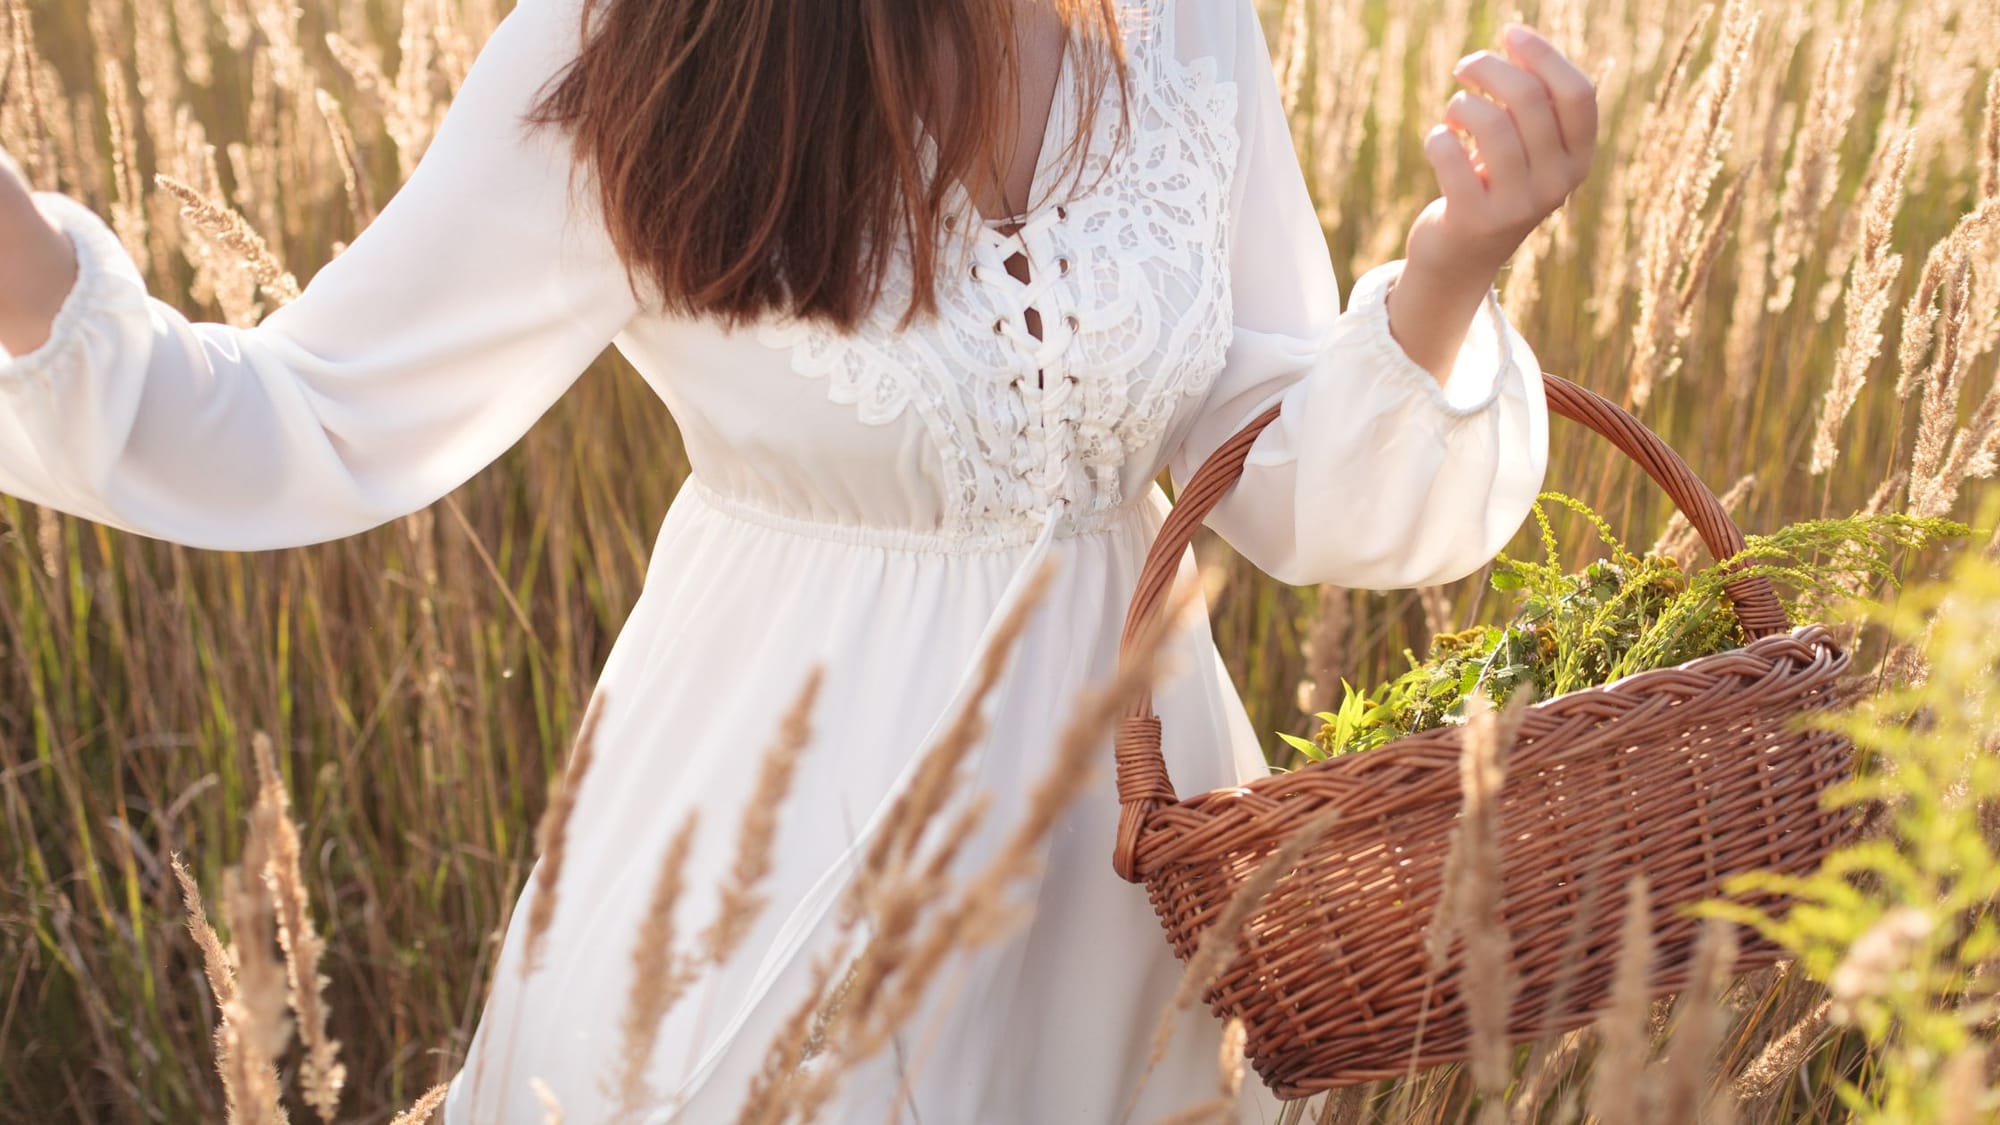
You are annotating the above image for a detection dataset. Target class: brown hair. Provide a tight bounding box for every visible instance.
[527,0,1133,333]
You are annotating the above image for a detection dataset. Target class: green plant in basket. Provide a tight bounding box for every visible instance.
[1278,492,1968,764]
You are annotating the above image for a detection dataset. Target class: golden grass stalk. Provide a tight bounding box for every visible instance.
[1730,995,1830,1102]
[732,938,851,1125]
[1509,1026,1592,1125]
[388,1083,450,1125]
[156,172,303,310]
[468,697,611,1124]
[314,88,375,227]
[1981,69,1999,203]
[324,32,393,111]
[796,954,863,1068]
[1217,1015,1248,1101]
[1913,243,1973,481]
[1651,918,1741,1125]
[251,733,346,1122]
[1368,13,1407,218]
[700,665,823,970]
[528,1075,564,1124]
[1896,197,1999,401]
[522,692,608,977]
[220,862,294,1125]
[1588,875,1654,1125]
[1305,0,1370,237]
[1,0,54,179]
[1628,1,1758,408]
[769,565,1200,1124]
[1435,689,1527,1120]
[844,560,1057,931]
[715,566,1058,1124]
[388,0,442,172]
[611,811,700,1118]
[430,0,476,93]
[1812,46,1916,327]
[100,59,152,276]
[173,852,236,1008]
[174,852,254,1122]
[1809,125,1917,475]
[1764,19,1858,316]
[1591,6,1711,347]
[168,0,214,87]
[1272,0,1311,123]
[1721,91,1788,404]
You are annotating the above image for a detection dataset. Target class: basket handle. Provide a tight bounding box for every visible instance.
[1108,371,1790,882]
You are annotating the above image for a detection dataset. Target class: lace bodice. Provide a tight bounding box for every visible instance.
[756,13,1238,539]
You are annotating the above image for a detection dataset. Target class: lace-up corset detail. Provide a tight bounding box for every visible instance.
[755,10,1240,542]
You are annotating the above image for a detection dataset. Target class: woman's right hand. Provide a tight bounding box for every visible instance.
[0,146,80,358]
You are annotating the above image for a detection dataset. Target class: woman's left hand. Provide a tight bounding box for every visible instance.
[1405,23,1598,279]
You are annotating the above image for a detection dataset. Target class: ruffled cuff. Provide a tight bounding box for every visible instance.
[1344,257,1518,416]
[0,192,145,389]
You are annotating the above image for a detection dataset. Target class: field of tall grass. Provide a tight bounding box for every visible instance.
[1,0,1997,1121]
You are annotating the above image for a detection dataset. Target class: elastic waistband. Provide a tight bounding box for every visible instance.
[680,473,1148,555]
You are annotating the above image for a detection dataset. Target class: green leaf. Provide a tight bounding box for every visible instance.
[1277,731,1322,760]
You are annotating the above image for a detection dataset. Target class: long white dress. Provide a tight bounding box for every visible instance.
[0,0,1549,1119]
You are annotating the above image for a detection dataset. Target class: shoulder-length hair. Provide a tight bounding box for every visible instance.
[527,0,1133,332]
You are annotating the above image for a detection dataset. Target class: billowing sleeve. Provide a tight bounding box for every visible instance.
[1166,0,1549,589]
[0,0,637,550]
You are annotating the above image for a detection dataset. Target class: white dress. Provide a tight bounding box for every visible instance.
[0,0,1549,1119]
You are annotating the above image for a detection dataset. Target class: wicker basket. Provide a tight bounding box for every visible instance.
[1111,373,1861,1097]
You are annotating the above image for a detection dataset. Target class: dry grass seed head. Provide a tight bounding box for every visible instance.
[1650,918,1741,1125]
[1764,19,1859,317]
[702,664,823,969]
[1810,125,1916,475]
[844,560,1055,931]
[1729,996,1831,1103]
[1587,875,1655,1125]
[1980,69,1999,203]
[611,810,701,1118]
[1449,690,1528,1108]
[251,733,346,1122]
[815,570,1199,1121]
[173,851,236,1007]
[173,852,258,1123]
[155,172,302,310]
[523,691,609,978]
[219,860,292,1125]
[1628,2,1758,407]
[388,1082,450,1125]
[1901,198,2000,399]
[528,1075,564,1124]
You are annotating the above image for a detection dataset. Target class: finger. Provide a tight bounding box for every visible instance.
[1500,24,1599,177]
[1443,90,1528,193]
[1453,50,1569,203]
[1423,123,1485,206]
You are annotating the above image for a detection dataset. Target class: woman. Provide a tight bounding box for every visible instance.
[0,0,1594,1118]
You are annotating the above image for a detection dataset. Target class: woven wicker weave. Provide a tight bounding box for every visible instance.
[1112,373,1860,1096]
